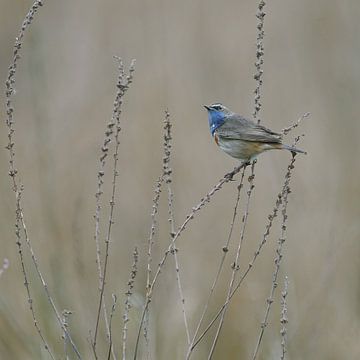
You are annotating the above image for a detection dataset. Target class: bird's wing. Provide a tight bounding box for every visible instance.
[216,115,282,143]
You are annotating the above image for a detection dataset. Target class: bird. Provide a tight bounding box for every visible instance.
[204,103,306,162]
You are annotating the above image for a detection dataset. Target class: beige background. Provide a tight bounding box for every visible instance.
[1,0,359,359]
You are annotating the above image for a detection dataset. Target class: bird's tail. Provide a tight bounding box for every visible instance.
[281,144,307,155]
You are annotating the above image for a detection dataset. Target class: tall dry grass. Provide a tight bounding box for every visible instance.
[1,0,359,359]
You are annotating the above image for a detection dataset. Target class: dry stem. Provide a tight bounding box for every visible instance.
[252,153,295,360]
[207,163,256,359]
[92,58,135,355]
[122,247,139,360]
[190,145,300,352]
[186,167,247,359]
[133,162,249,360]
[163,110,191,345]
[280,276,289,360]
[107,294,118,360]
[4,1,80,357]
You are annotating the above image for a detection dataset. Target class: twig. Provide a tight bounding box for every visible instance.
[186,167,247,360]
[163,110,191,345]
[107,294,118,360]
[252,152,295,360]
[143,311,151,360]
[143,175,163,357]
[207,163,256,359]
[281,112,310,136]
[280,276,289,360]
[17,193,81,357]
[144,178,162,357]
[146,177,163,293]
[62,309,73,360]
[122,247,139,360]
[14,188,55,359]
[93,57,136,354]
[143,110,190,356]
[190,145,300,352]
[4,1,80,358]
[133,161,249,360]
[253,0,266,124]
[93,61,120,360]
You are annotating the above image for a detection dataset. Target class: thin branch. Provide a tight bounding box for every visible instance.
[207,163,256,359]
[190,145,300,352]
[4,1,80,357]
[62,309,73,360]
[18,193,81,357]
[93,57,136,353]
[143,110,190,357]
[280,276,289,360]
[186,167,247,360]
[122,247,139,360]
[281,112,310,136]
[107,294,118,360]
[253,0,266,124]
[133,161,249,360]
[163,110,191,345]
[92,58,124,360]
[146,176,163,293]
[252,153,294,360]
[15,188,55,359]
[143,175,163,358]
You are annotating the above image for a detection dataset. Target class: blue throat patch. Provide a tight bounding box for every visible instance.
[208,110,226,136]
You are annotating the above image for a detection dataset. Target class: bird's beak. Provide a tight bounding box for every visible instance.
[204,105,210,111]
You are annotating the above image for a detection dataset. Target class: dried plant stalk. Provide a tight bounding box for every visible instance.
[107,294,118,360]
[280,276,289,360]
[122,247,139,360]
[281,113,310,136]
[163,110,191,345]
[133,162,249,360]
[143,176,162,357]
[252,152,295,360]
[62,309,73,360]
[92,57,135,360]
[207,163,256,359]
[4,1,80,358]
[186,167,247,360]
[14,188,55,359]
[190,143,300,352]
[92,58,135,356]
[253,0,266,124]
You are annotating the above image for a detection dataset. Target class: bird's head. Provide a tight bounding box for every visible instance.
[204,103,232,136]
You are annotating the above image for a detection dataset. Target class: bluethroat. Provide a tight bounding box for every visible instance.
[205,103,306,161]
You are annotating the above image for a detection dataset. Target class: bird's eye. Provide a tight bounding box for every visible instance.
[213,105,222,111]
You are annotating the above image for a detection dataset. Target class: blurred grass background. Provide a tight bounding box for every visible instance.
[1,0,360,359]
